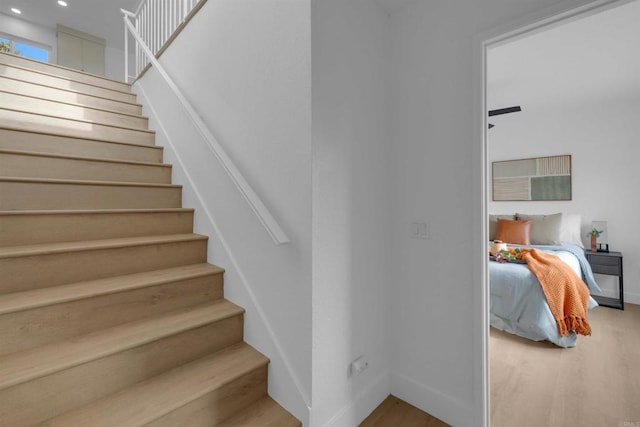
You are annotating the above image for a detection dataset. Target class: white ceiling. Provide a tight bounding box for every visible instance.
[488,0,640,120]
[0,0,139,47]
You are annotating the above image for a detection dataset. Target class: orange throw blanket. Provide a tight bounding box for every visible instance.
[521,248,592,336]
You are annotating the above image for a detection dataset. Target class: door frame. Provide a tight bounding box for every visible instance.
[471,0,634,424]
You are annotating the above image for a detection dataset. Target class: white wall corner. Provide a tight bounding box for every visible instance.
[391,373,476,427]
[311,371,390,427]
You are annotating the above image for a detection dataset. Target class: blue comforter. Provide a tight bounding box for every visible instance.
[490,243,601,348]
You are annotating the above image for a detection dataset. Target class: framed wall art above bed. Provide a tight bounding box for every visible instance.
[492,154,571,201]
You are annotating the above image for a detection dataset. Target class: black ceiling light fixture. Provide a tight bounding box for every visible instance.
[488,106,521,129]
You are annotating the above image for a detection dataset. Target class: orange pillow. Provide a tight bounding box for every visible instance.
[496,219,532,245]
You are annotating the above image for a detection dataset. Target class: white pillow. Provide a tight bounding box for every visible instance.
[489,214,515,241]
[559,213,584,248]
[516,213,563,245]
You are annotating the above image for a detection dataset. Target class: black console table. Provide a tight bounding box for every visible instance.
[585,250,623,310]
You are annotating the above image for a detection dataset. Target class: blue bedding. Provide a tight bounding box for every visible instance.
[490,243,601,348]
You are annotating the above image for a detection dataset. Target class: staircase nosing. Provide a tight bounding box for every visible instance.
[0,107,155,134]
[0,176,180,188]
[0,89,149,120]
[0,233,208,260]
[0,301,245,391]
[0,148,172,168]
[39,343,267,427]
[0,74,143,108]
[0,57,133,95]
[0,126,163,150]
[0,208,195,216]
[0,263,224,316]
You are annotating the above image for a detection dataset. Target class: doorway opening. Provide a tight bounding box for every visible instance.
[477,0,637,424]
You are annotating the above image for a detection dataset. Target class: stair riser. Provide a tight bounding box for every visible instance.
[0,128,163,163]
[0,92,148,130]
[0,152,171,184]
[0,53,131,93]
[0,63,136,104]
[147,366,268,427]
[0,181,181,211]
[0,211,193,247]
[0,77,142,115]
[0,318,244,426]
[0,239,207,293]
[0,109,154,145]
[0,274,224,356]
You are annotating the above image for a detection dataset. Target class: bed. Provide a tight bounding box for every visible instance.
[488,213,601,348]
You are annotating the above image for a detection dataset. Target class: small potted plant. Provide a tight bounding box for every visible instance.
[586,227,603,252]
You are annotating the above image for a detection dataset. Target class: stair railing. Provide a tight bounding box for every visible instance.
[124,0,202,81]
[121,6,290,245]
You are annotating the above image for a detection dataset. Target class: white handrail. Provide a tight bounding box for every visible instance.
[121,8,290,245]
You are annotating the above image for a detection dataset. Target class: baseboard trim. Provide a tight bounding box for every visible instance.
[391,373,475,427]
[319,371,390,427]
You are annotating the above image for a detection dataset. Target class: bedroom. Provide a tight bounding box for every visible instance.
[486,0,640,424]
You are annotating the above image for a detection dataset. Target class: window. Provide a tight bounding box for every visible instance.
[0,34,50,62]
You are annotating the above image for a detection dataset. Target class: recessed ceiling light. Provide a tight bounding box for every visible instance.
[11,7,21,14]
[57,0,68,6]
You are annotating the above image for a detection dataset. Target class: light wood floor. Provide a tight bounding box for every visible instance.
[361,395,449,426]
[360,304,639,426]
[491,303,640,427]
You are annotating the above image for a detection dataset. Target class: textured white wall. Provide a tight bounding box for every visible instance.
[130,0,633,425]
[134,0,312,423]
[311,0,392,425]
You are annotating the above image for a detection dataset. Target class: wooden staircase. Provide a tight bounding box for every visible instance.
[0,52,300,427]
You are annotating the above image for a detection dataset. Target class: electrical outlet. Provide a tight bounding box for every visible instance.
[350,356,369,376]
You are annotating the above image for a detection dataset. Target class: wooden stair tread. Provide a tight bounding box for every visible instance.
[0,208,194,216]
[219,396,302,427]
[0,125,162,150]
[0,89,148,120]
[0,233,207,259]
[0,50,297,426]
[0,53,132,94]
[0,263,223,315]
[0,176,180,188]
[37,342,267,427]
[0,147,172,168]
[0,300,244,390]
[0,74,142,108]
[0,107,155,134]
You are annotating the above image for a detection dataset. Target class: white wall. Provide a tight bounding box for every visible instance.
[488,97,640,303]
[134,0,312,423]
[311,0,392,425]
[387,0,593,425]
[0,12,127,80]
[128,0,628,425]
[105,46,131,81]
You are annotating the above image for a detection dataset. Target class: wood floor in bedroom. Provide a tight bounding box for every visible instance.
[490,302,640,427]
